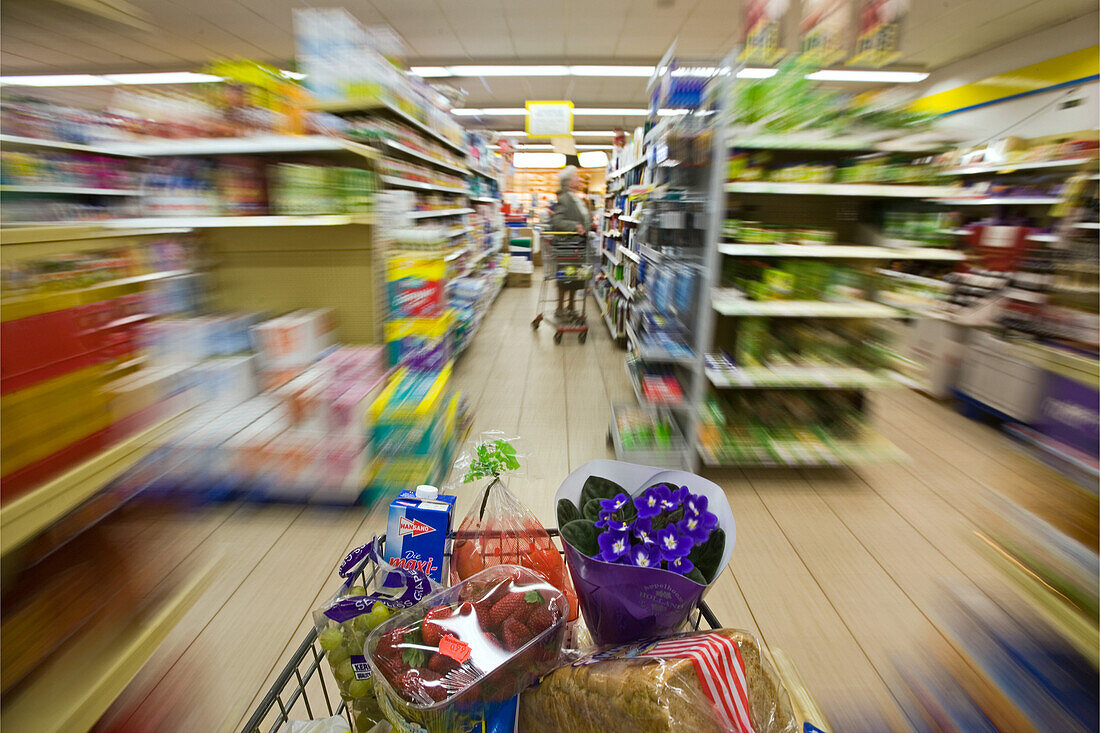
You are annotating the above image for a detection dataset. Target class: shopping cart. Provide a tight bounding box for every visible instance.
[241,529,721,733]
[530,232,595,344]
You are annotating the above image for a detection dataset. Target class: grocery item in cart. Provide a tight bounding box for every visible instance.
[555,460,735,644]
[518,628,798,733]
[313,538,440,732]
[365,564,568,733]
[449,433,579,621]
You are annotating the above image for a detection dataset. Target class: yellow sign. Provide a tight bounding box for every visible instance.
[913,46,1100,114]
[526,101,573,138]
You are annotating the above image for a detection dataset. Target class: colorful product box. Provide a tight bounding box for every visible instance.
[386,255,446,318]
[384,486,457,582]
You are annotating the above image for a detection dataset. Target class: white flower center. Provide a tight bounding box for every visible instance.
[663,536,676,549]
[647,497,656,506]
[614,539,625,553]
[687,518,697,530]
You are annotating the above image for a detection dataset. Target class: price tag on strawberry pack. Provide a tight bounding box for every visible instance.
[438,634,471,663]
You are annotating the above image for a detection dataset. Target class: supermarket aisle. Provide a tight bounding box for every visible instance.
[105,281,1096,733]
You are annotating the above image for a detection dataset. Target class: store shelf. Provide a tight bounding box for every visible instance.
[875,269,953,290]
[1,269,190,322]
[469,196,498,204]
[608,157,646,179]
[619,247,640,263]
[1074,222,1100,230]
[936,197,1062,205]
[103,214,373,229]
[613,278,635,300]
[313,98,467,154]
[639,243,662,262]
[718,243,968,260]
[727,129,950,153]
[380,175,467,195]
[447,226,472,238]
[0,133,143,157]
[603,230,621,238]
[626,361,684,408]
[706,365,898,389]
[469,167,497,180]
[594,289,621,339]
[104,134,378,159]
[0,560,216,733]
[712,294,903,318]
[725,181,955,198]
[946,157,1093,175]
[408,208,474,219]
[602,247,621,265]
[1026,233,1060,242]
[380,138,468,174]
[698,429,903,467]
[0,408,188,556]
[619,214,640,224]
[0,185,144,196]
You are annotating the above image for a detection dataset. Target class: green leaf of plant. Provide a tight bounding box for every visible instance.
[524,590,544,605]
[687,528,726,584]
[560,520,600,557]
[685,568,707,585]
[582,498,602,522]
[401,646,426,668]
[556,498,581,528]
[580,476,625,506]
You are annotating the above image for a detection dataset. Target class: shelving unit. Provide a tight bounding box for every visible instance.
[0,185,143,196]
[717,243,967,260]
[726,181,954,198]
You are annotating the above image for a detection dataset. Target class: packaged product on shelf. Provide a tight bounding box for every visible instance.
[383,313,453,371]
[386,255,446,318]
[314,538,440,733]
[554,460,735,644]
[448,433,579,620]
[518,628,799,733]
[365,565,569,732]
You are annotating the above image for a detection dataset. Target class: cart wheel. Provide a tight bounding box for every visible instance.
[553,332,563,344]
[578,331,587,344]
[607,430,614,448]
[531,319,539,330]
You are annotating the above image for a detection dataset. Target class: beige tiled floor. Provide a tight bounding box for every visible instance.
[99,283,1097,733]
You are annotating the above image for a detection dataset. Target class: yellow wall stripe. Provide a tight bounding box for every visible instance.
[913,46,1099,114]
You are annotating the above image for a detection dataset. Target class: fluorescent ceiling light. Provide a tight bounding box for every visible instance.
[737,68,778,79]
[514,152,566,168]
[280,69,307,80]
[103,72,223,85]
[578,151,609,168]
[657,108,691,116]
[672,67,720,77]
[449,65,569,77]
[573,131,615,137]
[410,66,451,77]
[515,144,555,150]
[0,74,112,87]
[570,65,654,77]
[806,69,928,83]
[573,108,648,116]
[576,144,613,149]
[498,131,528,136]
[452,108,528,116]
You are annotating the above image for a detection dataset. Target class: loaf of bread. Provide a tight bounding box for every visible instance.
[519,629,797,733]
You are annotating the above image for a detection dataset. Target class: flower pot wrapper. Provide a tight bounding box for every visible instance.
[555,460,736,645]
[447,432,579,621]
[312,537,441,731]
[518,628,798,733]
[364,565,568,733]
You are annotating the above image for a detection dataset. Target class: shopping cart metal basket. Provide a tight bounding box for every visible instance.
[240,529,720,733]
[530,232,596,344]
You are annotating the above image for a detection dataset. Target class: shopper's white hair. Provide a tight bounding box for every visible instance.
[559,165,578,190]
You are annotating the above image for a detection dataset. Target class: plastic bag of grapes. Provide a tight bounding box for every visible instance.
[314,537,439,731]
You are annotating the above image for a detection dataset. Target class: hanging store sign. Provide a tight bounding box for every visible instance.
[849,0,908,67]
[526,101,574,138]
[740,0,788,65]
[800,0,850,66]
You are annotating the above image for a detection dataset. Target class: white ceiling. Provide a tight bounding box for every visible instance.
[2,0,1096,131]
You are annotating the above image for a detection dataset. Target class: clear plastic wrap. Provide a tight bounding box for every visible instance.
[448,433,579,621]
[365,565,568,733]
[311,538,439,732]
[518,628,799,733]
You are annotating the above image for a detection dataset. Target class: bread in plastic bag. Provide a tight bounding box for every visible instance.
[448,432,578,621]
[518,628,799,733]
[278,716,352,733]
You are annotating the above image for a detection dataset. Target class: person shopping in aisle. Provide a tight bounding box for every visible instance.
[549,165,590,317]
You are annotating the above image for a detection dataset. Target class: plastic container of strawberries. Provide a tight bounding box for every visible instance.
[364,564,568,732]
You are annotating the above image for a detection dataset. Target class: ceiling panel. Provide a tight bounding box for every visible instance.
[435,0,516,58]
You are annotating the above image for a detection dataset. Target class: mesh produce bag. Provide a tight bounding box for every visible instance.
[448,433,579,621]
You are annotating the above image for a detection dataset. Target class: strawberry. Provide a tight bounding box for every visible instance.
[428,652,459,674]
[374,628,405,662]
[487,593,526,630]
[526,605,556,634]
[501,617,534,651]
[394,668,447,703]
[420,605,452,647]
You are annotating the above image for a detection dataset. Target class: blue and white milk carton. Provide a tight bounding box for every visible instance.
[384,485,456,583]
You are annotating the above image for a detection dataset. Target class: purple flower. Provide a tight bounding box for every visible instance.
[658,489,681,513]
[634,484,669,519]
[684,492,709,517]
[671,485,690,506]
[668,556,695,575]
[597,510,632,532]
[596,529,631,562]
[628,544,661,569]
[655,527,693,561]
[677,510,718,543]
[632,516,657,546]
[600,493,631,514]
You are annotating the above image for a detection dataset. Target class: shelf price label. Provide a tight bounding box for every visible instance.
[526,101,573,138]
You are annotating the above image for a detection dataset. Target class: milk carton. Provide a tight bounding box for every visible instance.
[384,485,456,583]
